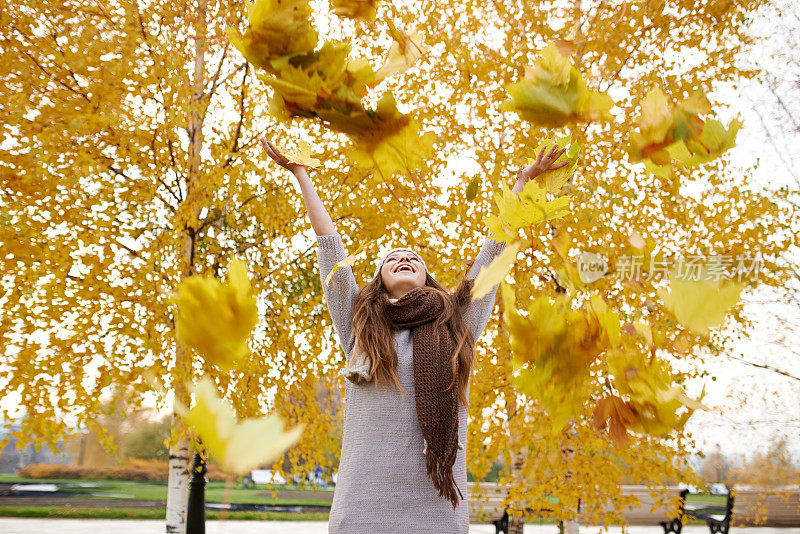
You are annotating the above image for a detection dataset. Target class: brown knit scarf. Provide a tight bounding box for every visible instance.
[383,286,464,510]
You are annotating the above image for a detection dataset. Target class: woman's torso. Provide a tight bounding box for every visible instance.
[328,329,470,534]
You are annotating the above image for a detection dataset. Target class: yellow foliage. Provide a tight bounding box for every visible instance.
[603,348,709,442]
[330,0,380,20]
[279,140,322,169]
[502,286,620,433]
[225,0,318,69]
[229,4,431,179]
[628,87,742,177]
[324,240,373,287]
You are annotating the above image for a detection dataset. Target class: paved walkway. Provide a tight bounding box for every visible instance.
[0,520,797,534]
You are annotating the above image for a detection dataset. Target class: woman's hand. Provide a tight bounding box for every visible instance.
[516,143,569,183]
[260,136,304,174]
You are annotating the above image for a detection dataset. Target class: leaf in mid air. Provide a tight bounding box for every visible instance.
[503,290,611,434]
[499,43,614,127]
[465,175,480,201]
[225,0,318,69]
[324,240,372,287]
[486,180,571,245]
[628,87,742,177]
[670,118,743,167]
[471,240,522,300]
[175,377,304,474]
[592,395,639,445]
[656,266,744,335]
[606,348,709,438]
[350,113,436,179]
[330,0,380,20]
[372,22,426,86]
[168,258,259,371]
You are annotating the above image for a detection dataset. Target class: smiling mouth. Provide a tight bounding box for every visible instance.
[394,264,415,273]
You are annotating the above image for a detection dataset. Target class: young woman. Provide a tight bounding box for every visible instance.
[261,136,568,533]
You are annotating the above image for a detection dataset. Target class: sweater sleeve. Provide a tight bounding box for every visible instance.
[316,234,359,359]
[462,236,507,341]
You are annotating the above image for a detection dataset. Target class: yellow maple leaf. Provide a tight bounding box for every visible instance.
[279,140,321,169]
[175,377,304,474]
[499,43,614,127]
[168,258,259,371]
[471,240,522,300]
[226,0,318,69]
[487,180,571,245]
[656,266,744,335]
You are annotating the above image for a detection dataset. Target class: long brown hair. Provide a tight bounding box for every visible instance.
[350,257,478,408]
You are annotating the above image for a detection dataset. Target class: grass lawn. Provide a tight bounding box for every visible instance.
[0,474,333,506]
[0,474,726,524]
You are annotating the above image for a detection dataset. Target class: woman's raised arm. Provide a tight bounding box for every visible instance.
[261,137,358,358]
[463,142,570,340]
[261,137,336,236]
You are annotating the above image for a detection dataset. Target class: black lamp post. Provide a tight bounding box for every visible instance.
[186,452,207,534]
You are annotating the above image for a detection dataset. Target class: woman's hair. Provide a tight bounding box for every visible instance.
[350,258,478,409]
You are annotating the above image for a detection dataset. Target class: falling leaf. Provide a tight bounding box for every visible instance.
[499,43,614,127]
[225,0,318,69]
[627,87,741,177]
[330,0,380,20]
[176,377,304,474]
[471,240,521,300]
[324,240,372,287]
[168,258,259,370]
[465,175,480,201]
[656,266,744,335]
[606,348,709,439]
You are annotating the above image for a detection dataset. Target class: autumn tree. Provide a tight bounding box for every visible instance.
[2,1,797,533]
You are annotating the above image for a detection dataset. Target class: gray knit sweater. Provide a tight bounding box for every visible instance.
[316,233,506,533]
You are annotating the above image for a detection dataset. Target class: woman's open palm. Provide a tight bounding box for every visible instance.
[518,143,569,182]
[260,136,303,173]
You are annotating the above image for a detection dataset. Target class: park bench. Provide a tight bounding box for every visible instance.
[729,487,800,527]
[468,482,509,533]
[689,487,800,528]
[678,488,734,534]
[467,481,563,534]
[577,485,688,534]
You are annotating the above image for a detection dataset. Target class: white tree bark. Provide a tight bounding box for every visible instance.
[165,0,207,531]
[165,428,191,533]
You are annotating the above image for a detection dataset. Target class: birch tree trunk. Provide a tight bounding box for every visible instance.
[166,0,207,531]
[507,448,527,534]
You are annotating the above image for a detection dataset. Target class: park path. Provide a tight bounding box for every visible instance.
[0,520,797,534]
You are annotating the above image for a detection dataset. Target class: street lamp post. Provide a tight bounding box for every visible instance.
[186,452,207,534]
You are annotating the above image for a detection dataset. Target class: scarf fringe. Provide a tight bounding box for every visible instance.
[424,446,464,510]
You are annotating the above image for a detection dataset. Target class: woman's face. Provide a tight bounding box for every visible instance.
[380,250,426,299]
